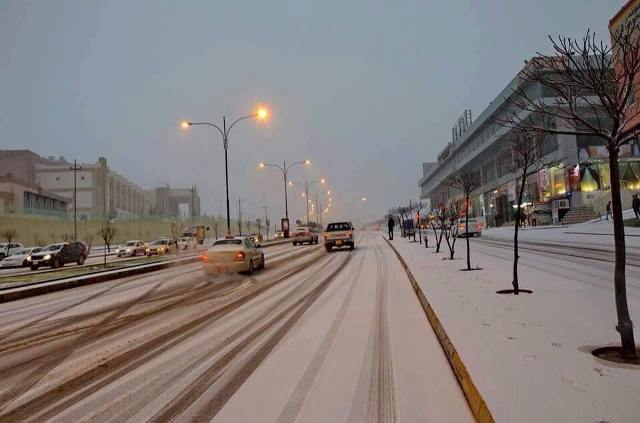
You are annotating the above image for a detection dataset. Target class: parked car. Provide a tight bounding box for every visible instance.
[457,217,486,237]
[323,222,355,252]
[177,237,197,251]
[274,231,285,239]
[116,240,147,257]
[291,227,319,245]
[145,239,175,256]
[249,233,263,244]
[27,242,87,270]
[0,247,41,268]
[0,242,24,260]
[201,236,265,274]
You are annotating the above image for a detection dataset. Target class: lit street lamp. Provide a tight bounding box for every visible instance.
[259,159,310,237]
[181,106,269,235]
[289,178,325,225]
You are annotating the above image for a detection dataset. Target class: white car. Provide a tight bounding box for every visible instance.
[457,217,486,237]
[201,236,265,274]
[116,240,147,257]
[0,247,42,268]
[178,237,197,251]
[0,242,24,260]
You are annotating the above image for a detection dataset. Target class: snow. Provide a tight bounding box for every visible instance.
[391,224,640,423]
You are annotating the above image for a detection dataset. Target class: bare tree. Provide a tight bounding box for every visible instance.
[414,201,427,246]
[442,205,461,260]
[170,221,182,255]
[97,221,117,267]
[446,169,481,271]
[430,208,447,253]
[495,130,550,292]
[0,228,17,245]
[498,25,640,358]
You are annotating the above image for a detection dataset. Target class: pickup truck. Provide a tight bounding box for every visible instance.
[323,221,355,252]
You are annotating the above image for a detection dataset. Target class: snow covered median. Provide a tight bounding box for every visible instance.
[389,228,640,423]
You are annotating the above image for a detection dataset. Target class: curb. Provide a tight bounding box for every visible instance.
[383,237,494,423]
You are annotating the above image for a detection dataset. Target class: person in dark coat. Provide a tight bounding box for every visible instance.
[387,216,395,240]
[606,201,612,220]
[633,194,640,220]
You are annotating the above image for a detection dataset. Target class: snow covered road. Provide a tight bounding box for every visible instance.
[0,233,472,422]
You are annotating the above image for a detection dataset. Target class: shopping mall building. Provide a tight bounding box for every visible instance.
[419,58,640,226]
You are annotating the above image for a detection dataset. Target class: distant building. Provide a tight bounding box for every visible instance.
[0,173,68,217]
[0,149,201,220]
[146,186,200,219]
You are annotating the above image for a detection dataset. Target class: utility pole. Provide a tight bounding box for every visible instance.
[238,197,242,235]
[263,204,269,240]
[305,181,310,226]
[190,185,196,227]
[315,192,320,227]
[69,159,82,241]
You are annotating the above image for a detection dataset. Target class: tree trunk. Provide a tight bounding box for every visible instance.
[608,148,636,358]
[465,195,471,270]
[513,176,527,295]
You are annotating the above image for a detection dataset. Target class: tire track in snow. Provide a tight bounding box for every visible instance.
[275,253,366,423]
[148,251,353,421]
[0,247,326,421]
[348,239,397,423]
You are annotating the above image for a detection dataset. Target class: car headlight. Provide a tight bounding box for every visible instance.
[146,248,150,252]
[159,247,165,252]
[126,248,131,252]
[26,256,32,262]
[44,254,51,260]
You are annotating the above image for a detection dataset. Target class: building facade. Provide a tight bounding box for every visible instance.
[0,174,68,217]
[419,61,640,225]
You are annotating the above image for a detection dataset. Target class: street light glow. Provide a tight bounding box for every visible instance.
[320,178,325,184]
[180,121,190,129]
[362,197,367,202]
[257,107,269,120]
[259,162,265,168]
[304,159,311,165]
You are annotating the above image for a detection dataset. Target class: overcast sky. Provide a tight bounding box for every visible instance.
[0,0,625,223]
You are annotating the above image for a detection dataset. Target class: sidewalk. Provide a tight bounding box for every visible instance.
[388,231,640,423]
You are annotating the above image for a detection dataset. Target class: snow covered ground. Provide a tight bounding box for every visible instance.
[0,234,472,422]
[391,224,640,422]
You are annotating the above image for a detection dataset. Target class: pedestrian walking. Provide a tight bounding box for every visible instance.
[387,216,395,240]
[606,201,612,220]
[633,194,640,220]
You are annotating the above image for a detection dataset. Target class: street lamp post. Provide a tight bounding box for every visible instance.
[259,159,310,237]
[182,107,268,235]
[289,178,325,226]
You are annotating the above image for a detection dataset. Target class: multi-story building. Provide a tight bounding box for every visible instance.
[610,0,640,135]
[0,173,68,217]
[146,186,201,218]
[419,60,640,225]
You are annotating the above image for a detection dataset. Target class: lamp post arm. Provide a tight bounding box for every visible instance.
[262,163,285,173]
[284,160,308,176]
[226,113,257,135]
[189,122,225,139]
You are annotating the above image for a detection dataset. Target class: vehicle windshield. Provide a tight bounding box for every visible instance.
[214,239,242,246]
[326,223,351,231]
[151,240,167,245]
[179,238,189,242]
[42,244,64,252]
[11,248,27,255]
[124,241,136,246]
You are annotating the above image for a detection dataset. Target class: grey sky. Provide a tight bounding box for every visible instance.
[0,0,625,223]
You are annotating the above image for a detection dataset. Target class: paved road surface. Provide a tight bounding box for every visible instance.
[0,233,472,422]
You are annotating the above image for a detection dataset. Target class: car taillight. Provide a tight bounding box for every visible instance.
[323,233,328,239]
[233,251,245,261]
[199,255,207,262]
[347,230,353,237]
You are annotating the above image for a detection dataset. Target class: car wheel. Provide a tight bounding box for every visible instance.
[51,258,60,269]
[23,260,28,267]
[0,254,5,260]
[247,259,254,275]
[132,250,137,257]
[293,242,297,246]
[350,244,355,251]
[77,255,86,265]
[259,254,265,269]
[325,246,332,252]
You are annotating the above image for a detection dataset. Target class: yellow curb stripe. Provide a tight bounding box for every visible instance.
[384,237,494,423]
